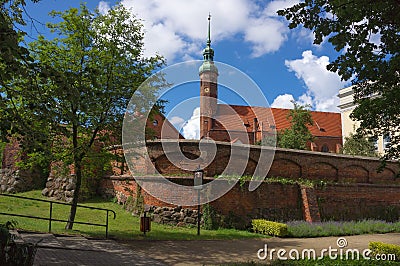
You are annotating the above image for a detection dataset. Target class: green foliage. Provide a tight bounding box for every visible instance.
[270,256,398,265]
[0,220,38,266]
[0,141,5,165]
[123,185,144,215]
[256,133,277,147]
[252,219,288,237]
[202,203,219,230]
[0,221,16,248]
[79,148,113,200]
[383,206,400,223]
[0,221,15,265]
[220,211,247,230]
[278,1,400,161]
[0,1,46,156]
[6,3,165,228]
[278,101,314,150]
[266,176,316,188]
[216,175,318,188]
[341,133,377,157]
[287,220,400,238]
[369,242,400,261]
[0,0,37,84]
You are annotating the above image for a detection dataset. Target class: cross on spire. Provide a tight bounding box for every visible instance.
[207,13,211,47]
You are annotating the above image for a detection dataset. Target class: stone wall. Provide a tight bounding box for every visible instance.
[40,161,75,202]
[0,139,47,193]
[0,168,46,193]
[41,176,76,203]
[151,206,200,226]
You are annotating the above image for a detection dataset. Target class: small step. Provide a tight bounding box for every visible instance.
[18,232,64,248]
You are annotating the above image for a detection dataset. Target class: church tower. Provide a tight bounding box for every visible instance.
[199,14,218,139]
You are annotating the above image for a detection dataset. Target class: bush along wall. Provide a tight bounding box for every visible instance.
[1,139,48,194]
[252,219,288,237]
[42,148,112,202]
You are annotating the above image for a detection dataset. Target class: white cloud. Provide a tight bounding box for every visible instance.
[181,107,200,139]
[169,116,185,129]
[295,27,315,46]
[244,17,288,57]
[98,1,110,15]
[271,93,314,109]
[120,0,294,62]
[298,93,313,107]
[271,94,295,109]
[284,50,349,112]
[263,0,300,17]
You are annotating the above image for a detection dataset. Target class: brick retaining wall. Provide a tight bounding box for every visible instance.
[99,175,400,227]
[146,140,399,184]
[315,183,400,221]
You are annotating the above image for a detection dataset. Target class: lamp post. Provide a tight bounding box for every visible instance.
[194,168,204,236]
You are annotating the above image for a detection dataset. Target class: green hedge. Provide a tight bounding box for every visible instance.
[369,242,400,261]
[251,219,288,237]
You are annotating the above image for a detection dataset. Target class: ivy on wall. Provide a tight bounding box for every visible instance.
[79,149,113,200]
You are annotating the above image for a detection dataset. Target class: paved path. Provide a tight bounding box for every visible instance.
[18,233,166,266]
[17,232,400,265]
[121,233,400,265]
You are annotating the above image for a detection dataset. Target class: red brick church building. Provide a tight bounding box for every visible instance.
[197,17,342,153]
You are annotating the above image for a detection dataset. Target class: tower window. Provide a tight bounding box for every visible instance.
[153,120,158,126]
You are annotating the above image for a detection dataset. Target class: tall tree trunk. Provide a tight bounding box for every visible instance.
[65,158,82,230]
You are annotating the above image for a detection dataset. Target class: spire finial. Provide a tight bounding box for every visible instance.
[207,13,211,47]
[201,13,215,63]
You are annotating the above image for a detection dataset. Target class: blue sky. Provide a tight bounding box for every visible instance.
[23,0,351,138]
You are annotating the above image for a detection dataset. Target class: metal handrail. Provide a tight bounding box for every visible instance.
[0,193,116,238]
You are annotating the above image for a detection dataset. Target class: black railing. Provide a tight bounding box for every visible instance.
[0,193,116,238]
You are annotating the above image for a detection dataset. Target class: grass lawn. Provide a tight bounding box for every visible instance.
[0,190,262,240]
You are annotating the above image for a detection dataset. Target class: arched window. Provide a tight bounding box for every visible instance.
[321,144,329,152]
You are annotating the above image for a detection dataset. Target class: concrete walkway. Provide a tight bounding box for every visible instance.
[18,233,166,266]
[18,232,400,265]
[121,233,400,265]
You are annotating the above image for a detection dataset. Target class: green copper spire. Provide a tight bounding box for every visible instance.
[207,13,211,48]
[203,13,214,61]
[199,13,218,75]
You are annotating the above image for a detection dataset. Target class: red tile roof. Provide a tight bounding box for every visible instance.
[147,113,184,139]
[214,104,342,138]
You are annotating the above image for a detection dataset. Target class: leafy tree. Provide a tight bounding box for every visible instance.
[278,1,400,160]
[256,133,277,147]
[13,3,165,229]
[1,0,53,180]
[0,0,40,141]
[341,132,377,157]
[278,101,314,150]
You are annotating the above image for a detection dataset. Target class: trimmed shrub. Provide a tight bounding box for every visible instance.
[369,242,400,261]
[270,257,398,265]
[252,219,288,237]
